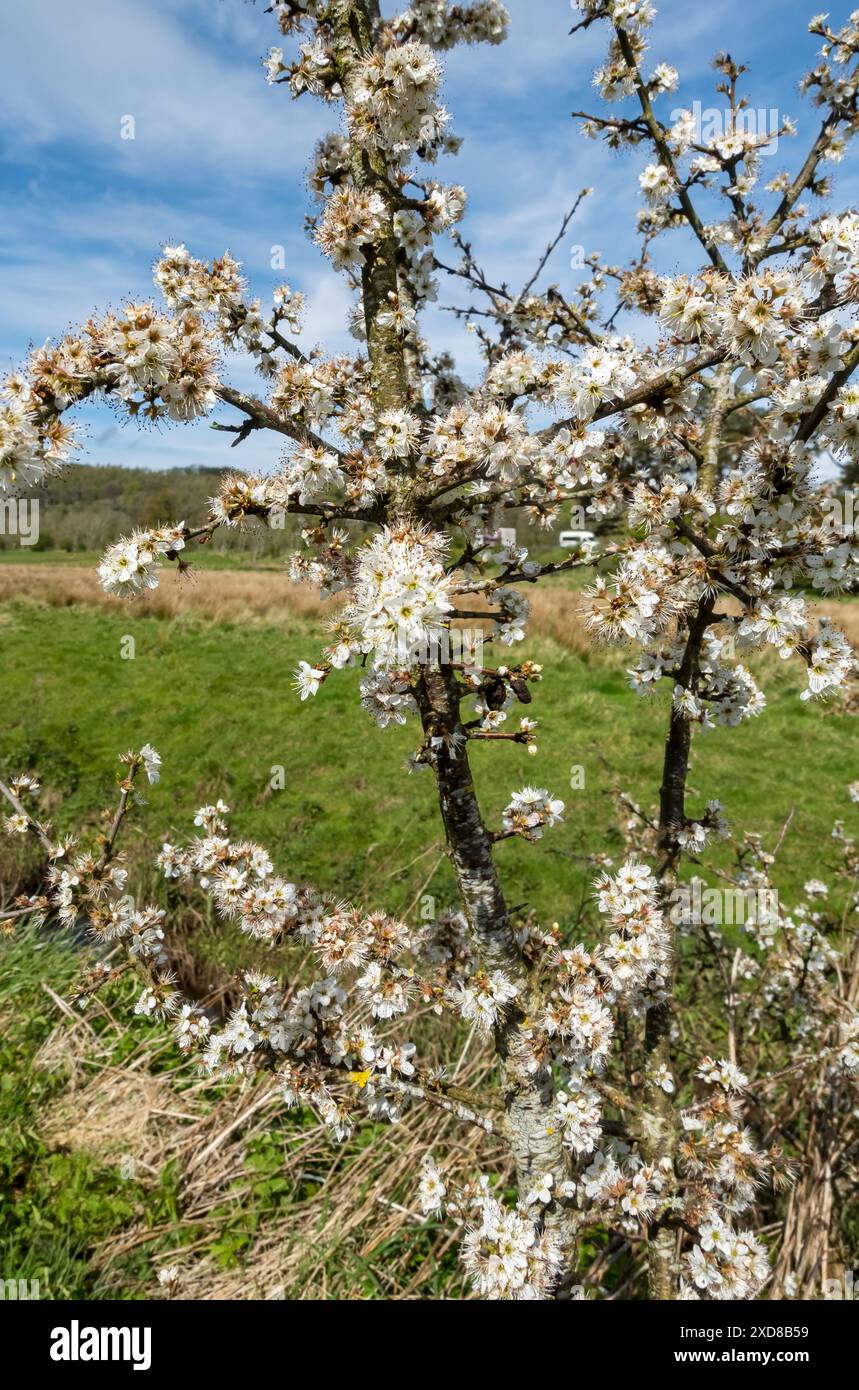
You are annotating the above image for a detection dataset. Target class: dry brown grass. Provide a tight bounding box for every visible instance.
[0,564,330,627]
[527,582,859,653]
[33,986,501,1300]
[2,562,858,653]
[813,597,859,646]
[527,584,593,654]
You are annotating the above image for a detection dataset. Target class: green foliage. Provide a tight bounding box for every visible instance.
[0,596,852,921]
[0,931,148,1298]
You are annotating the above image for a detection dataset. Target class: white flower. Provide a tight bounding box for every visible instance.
[263,46,284,84]
[803,879,828,898]
[418,1160,447,1214]
[639,162,675,204]
[502,787,565,841]
[139,743,161,785]
[293,661,327,700]
[525,1171,554,1206]
[450,970,519,1031]
[697,1056,748,1091]
[134,987,158,1017]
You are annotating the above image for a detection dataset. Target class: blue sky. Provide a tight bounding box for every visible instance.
[1,0,856,474]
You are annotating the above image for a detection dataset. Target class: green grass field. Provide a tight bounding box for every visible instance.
[0,548,289,570]
[0,588,852,917]
[0,574,855,1299]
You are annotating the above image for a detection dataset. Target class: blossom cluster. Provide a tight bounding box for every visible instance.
[97,525,187,599]
[416,1164,564,1301]
[342,523,454,672]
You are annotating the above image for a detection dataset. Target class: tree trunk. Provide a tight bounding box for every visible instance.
[331,0,578,1292]
[644,596,715,1298]
[418,663,579,1291]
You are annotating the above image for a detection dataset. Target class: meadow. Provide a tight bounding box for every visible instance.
[1,554,856,1299]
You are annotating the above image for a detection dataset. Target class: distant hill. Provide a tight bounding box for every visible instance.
[0,464,305,555]
[1,463,604,559]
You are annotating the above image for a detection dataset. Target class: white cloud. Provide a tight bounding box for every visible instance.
[0,0,327,177]
[1,0,853,465]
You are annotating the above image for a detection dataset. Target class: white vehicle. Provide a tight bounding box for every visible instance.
[559,529,596,548]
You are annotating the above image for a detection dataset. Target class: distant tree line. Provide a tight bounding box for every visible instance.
[0,465,306,556]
